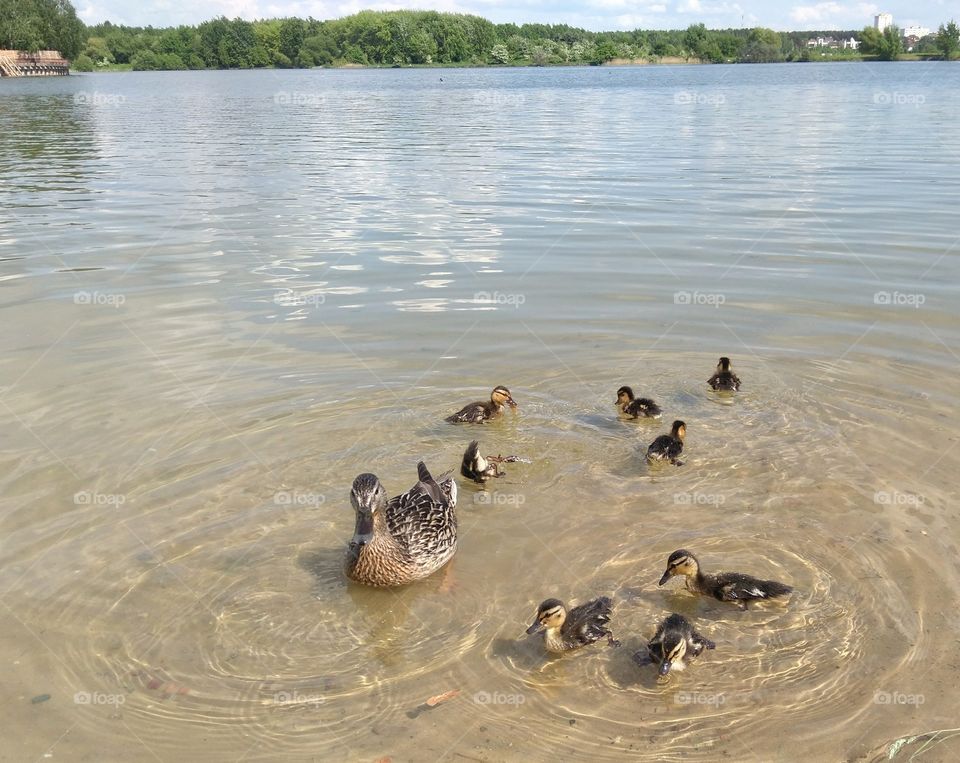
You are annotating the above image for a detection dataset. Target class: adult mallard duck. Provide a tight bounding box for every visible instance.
[525,596,620,653]
[446,386,517,424]
[616,386,662,419]
[345,462,457,587]
[658,549,792,609]
[635,613,715,676]
[707,357,741,391]
[460,440,528,484]
[646,420,686,465]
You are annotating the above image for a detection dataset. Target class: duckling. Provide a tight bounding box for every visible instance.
[346,462,458,587]
[460,440,528,484]
[635,613,715,677]
[446,385,517,424]
[707,356,741,391]
[616,386,662,419]
[646,420,685,465]
[525,597,620,653]
[658,549,792,609]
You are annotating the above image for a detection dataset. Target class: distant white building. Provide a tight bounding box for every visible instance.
[903,25,930,39]
[843,37,860,50]
[874,12,893,32]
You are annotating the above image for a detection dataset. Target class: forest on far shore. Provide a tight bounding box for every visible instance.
[2,0,958,72]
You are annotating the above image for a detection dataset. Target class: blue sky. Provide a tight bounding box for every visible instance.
[75,1,959,32]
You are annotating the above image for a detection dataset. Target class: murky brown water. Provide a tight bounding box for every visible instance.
[2,64,959,762]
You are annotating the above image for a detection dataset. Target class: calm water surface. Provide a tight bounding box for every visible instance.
[1,63,959,762]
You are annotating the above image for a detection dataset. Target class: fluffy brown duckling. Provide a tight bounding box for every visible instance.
[460,440,528,483]
[634,613,716,676]
[707,357,741,391]
[525,596,619,653]
[658,549,793,609]
[616,386,662,419]
[446,385,517,424]
[646,420,685,465]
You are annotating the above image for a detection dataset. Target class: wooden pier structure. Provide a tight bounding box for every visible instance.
[0,50,70,77]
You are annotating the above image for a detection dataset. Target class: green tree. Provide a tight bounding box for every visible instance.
[592,39,619,63]
[879,25,903,60]
[0,0,85,58]
[131,49,160,70]
[741,27,781,62]
[72,52,93,71]
[936,21,959,59]
[859,26,881,54]
[278,18,305,60]
[683,23,708,58]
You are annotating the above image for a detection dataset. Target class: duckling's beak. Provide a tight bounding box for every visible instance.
[658,660,672,676]
[525,620,544,635]
[658,569,672,586]
[507,397,518,408]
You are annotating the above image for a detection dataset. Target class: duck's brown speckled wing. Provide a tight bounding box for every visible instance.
[384,464,458,574]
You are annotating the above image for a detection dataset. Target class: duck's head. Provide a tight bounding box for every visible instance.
[616,386,635,405]
[350,473,387,546]
[491,386,518,408]
[652,630,688,676]
[670,420,686,440]
[658,549,699,585]
[526,598,566,634]
[717,356,733,372]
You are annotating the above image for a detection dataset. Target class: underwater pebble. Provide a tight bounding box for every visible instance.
[31,694,51,704]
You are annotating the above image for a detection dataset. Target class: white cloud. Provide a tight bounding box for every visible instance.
[790,2,841,23]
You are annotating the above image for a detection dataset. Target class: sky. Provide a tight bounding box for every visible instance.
[74,0,960,33]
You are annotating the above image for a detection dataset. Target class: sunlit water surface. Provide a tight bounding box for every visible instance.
[1,63,959,762]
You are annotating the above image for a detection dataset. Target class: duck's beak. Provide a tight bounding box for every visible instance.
[658,569,672,586]
[525,620,544,635]
[658,660,672,676]
[351,509,374,547]
[507,397,518,408]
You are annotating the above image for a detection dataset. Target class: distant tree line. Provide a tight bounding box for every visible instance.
[2,1,958,70]
[75,15,872,71]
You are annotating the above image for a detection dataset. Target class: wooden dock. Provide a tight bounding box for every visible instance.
[0,50,70,77]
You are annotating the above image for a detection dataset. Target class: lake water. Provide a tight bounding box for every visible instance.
[1,63,959,762]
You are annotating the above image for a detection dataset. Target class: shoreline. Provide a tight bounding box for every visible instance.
[70,53,947,75]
